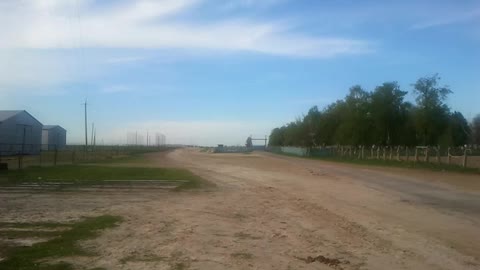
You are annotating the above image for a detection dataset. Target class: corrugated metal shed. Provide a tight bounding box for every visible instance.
[42,125,67,150]
[0,110,43,155]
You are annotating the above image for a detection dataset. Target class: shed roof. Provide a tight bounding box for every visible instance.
[0,110,43,125]
[0,110,22,122]
[43,125,66,131]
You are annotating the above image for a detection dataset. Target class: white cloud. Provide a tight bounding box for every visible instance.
[0,0,371,57]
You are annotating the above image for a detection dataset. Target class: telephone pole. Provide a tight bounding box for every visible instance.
[82,99,88,152]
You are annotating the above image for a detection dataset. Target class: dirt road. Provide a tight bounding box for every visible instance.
[1,148,479,269]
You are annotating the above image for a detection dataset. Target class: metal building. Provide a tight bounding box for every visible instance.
[42,125,67,150]
[0,110,43,156]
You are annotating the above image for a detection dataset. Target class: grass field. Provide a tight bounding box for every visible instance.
[313,156,480,174]
[0,164,211,191]
[0,215,122,270]
[271,151,480,174]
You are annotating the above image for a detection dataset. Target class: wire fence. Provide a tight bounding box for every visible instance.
[268,145,480,169]
[0,144,170,170]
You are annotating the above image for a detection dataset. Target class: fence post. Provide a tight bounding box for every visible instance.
[425,147,430,163]
[447,147,451,165]
[436,147,440,164]
[405,147,409,162]
[361,146,365,159]
[383,147,387,161]
[463,148,468,168]
[377,147,380,159]
[18,155,23,170]
[389,147,393,160]
[414,148,418,163]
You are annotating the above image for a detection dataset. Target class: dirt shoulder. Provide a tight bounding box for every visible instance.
[1,148,479,270]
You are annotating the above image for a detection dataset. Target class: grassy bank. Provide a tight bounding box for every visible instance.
[0,215,122,270]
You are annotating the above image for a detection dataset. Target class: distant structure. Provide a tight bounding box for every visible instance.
[42,125,67,150]
[0,110,43,155]
[246,135,268,150]
[246,137,253,148]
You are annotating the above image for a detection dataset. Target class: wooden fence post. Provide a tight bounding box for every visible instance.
[463,148,468,168]
[405,147,409,162]
[436,147,440,164]
[414,148,418,163]
[383,147,387,161]
[18,155,23,170]
[376,147,380,159]
[425,147,430,163]
[361,146,365,159]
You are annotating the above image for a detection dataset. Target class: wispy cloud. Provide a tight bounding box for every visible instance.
[412,8,480,29]
[106,56,146,64]
[0,0,371,58]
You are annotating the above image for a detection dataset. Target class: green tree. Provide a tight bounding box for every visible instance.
[412,74,452,145]
[370,82,408,145]
[269,128,285,146]
[471,114,480,144]
[335,86,372,145]
[303,106,322,147]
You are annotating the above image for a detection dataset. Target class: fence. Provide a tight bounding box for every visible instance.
[0,144,170,170]
[268,145,480,169]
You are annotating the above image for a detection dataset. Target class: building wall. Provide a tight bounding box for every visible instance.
[42,127,67,150]
[0,112,42,155]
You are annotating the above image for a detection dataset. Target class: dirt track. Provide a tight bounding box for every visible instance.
[1,148,480,269]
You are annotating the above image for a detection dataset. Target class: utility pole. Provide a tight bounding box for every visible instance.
[82,100,88,152]
[91,122,95,148]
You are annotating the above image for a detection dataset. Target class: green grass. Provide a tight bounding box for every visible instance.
[0,165,212,190]
[272,151,480,174]
[85,153,150,164]
[317,156,480,174]
[0,215,122,270]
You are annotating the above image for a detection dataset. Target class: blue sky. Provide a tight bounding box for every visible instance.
[0,0,479,146]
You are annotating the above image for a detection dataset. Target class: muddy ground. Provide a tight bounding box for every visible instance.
[1,148,479,270]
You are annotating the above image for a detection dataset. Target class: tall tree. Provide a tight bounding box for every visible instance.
[412,74,452,145]
[335,86,372,145]
[370,82,408,145]
[303,106,322,147]
[439,111,471,146]
[471,114,480,145]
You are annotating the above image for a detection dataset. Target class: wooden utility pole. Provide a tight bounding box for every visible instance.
[82,100,88,152]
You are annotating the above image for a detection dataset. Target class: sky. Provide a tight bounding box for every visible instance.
[0,0,479,146]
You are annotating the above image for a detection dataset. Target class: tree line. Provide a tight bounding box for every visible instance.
[269,74,480,148]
